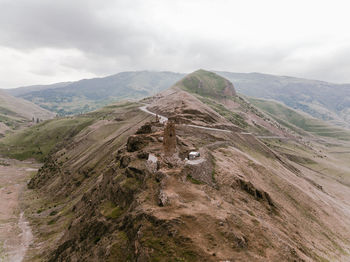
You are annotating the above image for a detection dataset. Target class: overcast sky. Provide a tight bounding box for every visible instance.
[1,0,350,88]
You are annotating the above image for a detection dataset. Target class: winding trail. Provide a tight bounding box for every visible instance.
[139,105,290,138]
[139,106,168,124]
[140,105,232,133]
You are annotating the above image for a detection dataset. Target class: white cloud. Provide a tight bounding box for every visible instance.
[1,0,350,88]
[0,47,96,87]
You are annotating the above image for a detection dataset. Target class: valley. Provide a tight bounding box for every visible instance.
[0,158,40,262]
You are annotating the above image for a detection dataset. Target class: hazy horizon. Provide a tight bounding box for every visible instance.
[4,69,350,90]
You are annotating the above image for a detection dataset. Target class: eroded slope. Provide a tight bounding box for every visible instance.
[20,72,350,261]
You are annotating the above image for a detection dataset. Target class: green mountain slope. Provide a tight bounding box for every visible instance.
[7,71,184,116]
[175,70,283,133]
[175,69,236,98]
[217,71,350,128]
[249,97,350,141]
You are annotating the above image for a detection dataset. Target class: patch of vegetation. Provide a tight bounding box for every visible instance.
[100,201,124,219]
[283,153,316,165]
[49,210,58,216]
[186,175,202,185]
[251,218,260,225]
[209,153,216,183]
[47,219,56,225]
[0,241,8,261]
[108,231,131,261]
[120,177,140,192]
[0,160,9,166]
[141,226,198,262]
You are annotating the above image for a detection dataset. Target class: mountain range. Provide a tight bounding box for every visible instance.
[3,70,350,130]
[5,71,183,115]
[217,71,350,128]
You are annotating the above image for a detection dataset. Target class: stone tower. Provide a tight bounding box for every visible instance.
[163,121,176,156]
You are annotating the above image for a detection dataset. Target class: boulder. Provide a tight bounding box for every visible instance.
[136,123,152,134]
[127,135,150,152]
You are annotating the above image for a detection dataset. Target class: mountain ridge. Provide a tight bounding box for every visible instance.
[4,71,184,115]
[3,70,350,129]
[1,70,350,261]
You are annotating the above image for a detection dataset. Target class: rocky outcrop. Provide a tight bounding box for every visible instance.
[27,155,61,189]
[236,178,274,207]
[182,154,215,186]
[127,135,152,152]
[136,123,152,134]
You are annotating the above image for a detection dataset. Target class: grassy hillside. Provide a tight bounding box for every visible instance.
[8,71,184,116]
[0,102,139,161]
[249,97,350,140]
[0,117,94,161]
[217,71,350,128]
[176,69,236,98]
[0,90,55,136]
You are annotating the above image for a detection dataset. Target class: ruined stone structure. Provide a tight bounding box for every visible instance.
[163,121,176,155]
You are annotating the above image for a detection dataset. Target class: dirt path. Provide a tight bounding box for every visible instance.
[139,105,168,123]
[140,106,294,138]
[140,106,232,132]
[0,158,39,262]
